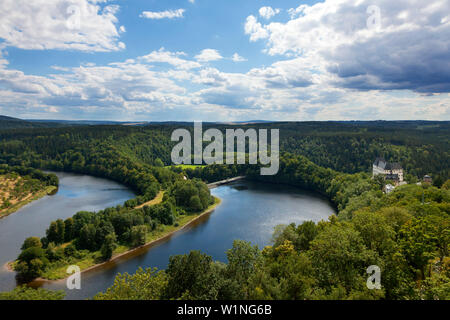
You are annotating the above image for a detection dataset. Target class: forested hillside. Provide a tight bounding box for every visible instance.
[95,155,450,300]
[0,121,448,299]
[1,121,448,182]
[0,116,65,129]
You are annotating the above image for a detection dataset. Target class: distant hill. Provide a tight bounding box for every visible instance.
[0,116,151,130]
[0,115,69,130]
[0,115,42,129]
[2,115,449,131]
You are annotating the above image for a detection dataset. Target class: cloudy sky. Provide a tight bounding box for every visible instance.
[0,0,449,121]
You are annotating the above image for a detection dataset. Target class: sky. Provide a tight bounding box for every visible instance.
[0,0,449,121]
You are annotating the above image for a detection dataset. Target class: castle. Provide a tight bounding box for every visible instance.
[373,157,404,184]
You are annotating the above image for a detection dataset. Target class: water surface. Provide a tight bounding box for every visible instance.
[0,172,135,292]
[35,180,336,299]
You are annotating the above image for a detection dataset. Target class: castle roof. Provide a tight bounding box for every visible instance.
[385,162,403,170]
[373,157,387,169]
[374,158,402,170]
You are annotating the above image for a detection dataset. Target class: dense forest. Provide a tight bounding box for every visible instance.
[1,121,448,182]
[0,116,54,130]
[94,155,449,300]
[14,178,215,281]
[0,120,448,299]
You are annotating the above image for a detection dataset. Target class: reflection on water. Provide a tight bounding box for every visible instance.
[231,185,248,191]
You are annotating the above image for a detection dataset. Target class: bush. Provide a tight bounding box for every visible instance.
[21,237,42,250]
[64,244,77,257]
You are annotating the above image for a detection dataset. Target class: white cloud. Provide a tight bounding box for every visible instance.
[140,9,185,20]
[195,49,223,62]
[0,52,194,119]
[231,53,247,62]
[139,48,201,70]
[0,50,448,121]
[1,0,450,121]
[246,0,450,93]
[0,0,124,52]
[259,7,280,20]
[244,16,269,42]
[287,5,308,19]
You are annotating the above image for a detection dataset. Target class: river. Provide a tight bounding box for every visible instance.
[0,172,135,293]
[0,173,336,300]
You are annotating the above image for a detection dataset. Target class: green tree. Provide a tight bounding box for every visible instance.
[0,286,64,300]
[351,211,396,255]
[250,241,316,300]
[46,221,59,244]
[78,223,97,250]
[56,219,65,244]
[164,251,222,300]
[46,219,65,245]
[154,158,164,167]
[442,180,450,190]
[225,240,262,299]
[399,215,449,278]
[308,222,379,294]
[94,268,167,300]
[101,233,117,261]
[130,225,147,248]
[64,217,74,242]
[378,207,412,233]
[16,247,48,281]
[20,237,42,250]
[189,195,203,212]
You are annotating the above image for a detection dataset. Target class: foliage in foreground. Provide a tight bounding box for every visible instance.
[94,176,450,300]
[0,122,448,299]
[0,286,64,300]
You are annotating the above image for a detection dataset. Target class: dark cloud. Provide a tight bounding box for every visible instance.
[328,27,450,93]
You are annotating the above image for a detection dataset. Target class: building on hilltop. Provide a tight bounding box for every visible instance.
[423,175,432,184]
[373,157,404,185]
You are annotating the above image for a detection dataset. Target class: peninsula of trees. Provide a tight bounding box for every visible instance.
[0,120,448,299]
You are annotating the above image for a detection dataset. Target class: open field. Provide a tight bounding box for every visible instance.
[167,164,206,170]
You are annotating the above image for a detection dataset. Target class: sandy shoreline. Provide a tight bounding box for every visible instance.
[4,261,14,272]
[0,186,57,220]
[4,197,221,284]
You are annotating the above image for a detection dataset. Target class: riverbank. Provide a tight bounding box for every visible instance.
[7,196,221,283]
[0,185,57,219]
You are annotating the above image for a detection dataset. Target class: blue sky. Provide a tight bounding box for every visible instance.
[6,0,307,75]
[0,0,449,121]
